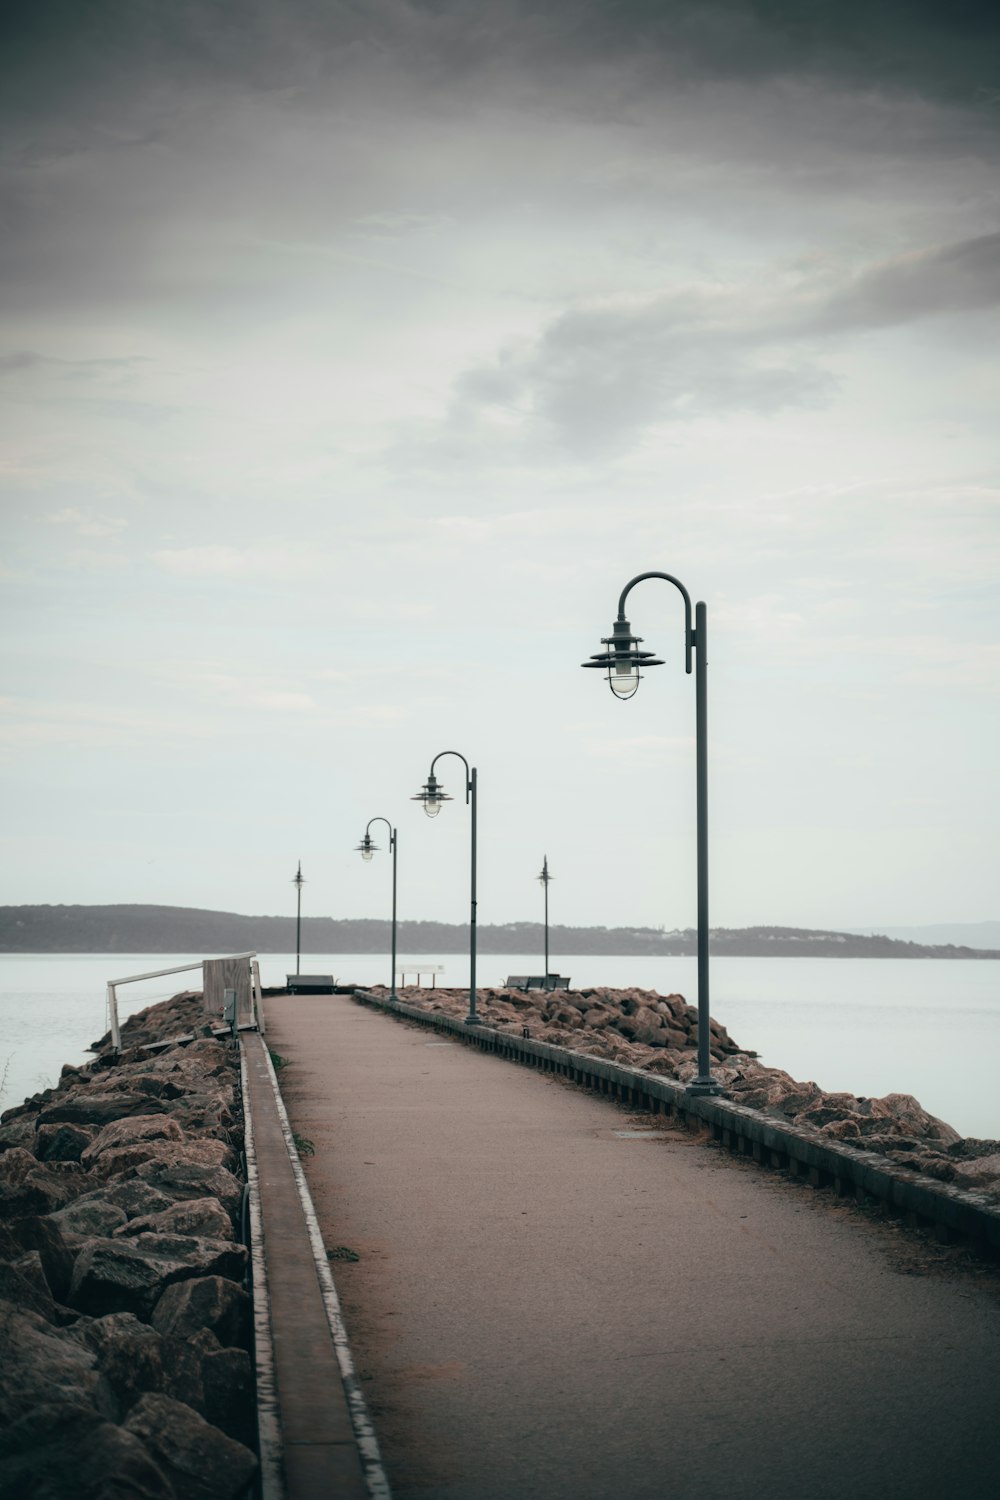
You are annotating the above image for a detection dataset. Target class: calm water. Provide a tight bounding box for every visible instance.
[1,952,997,1140]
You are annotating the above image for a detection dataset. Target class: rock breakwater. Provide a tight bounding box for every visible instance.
[0,991,257,1500]
[370,983,1000,1199]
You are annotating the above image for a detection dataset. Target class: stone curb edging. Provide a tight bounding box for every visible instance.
[353,990,1000,1255]
[239,1040,284,1500]
[255,1040,393,1500]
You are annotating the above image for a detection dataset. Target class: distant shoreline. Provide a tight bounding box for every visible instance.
[2,904,998,960]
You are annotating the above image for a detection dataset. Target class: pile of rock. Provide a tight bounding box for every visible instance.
[380,982,744,1069]
[374,984,1000,1198]
[0,992,257,1500]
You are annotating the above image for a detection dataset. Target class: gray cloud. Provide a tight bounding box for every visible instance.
[815,232,1000,331]
[2,0,997,325]
[448,230,1000,452]
[451,297,832,452]
[6,2,1000,112]
[0,351,147,377]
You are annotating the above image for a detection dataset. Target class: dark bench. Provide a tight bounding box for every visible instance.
[505,975,571,991]
[286,974,337,995]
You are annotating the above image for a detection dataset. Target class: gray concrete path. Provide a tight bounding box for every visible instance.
[265,995,1000,1500]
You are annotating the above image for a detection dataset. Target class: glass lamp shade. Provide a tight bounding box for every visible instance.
[361,847,374,861]
[582,616,661,696]
[609,660,641,698]
[414,773,449,816]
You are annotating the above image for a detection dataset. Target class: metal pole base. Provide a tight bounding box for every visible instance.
[389,992,399,1004]
[463,1014,480,1027]
[686,1077,724,1097]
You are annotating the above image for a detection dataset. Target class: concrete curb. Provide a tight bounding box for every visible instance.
[258,1044,392,1500]
[241,1032,392,1500]
[239,1040,284,1500]
[353,990,1000,1254]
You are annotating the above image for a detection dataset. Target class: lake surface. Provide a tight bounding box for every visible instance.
[1,952,997,1140]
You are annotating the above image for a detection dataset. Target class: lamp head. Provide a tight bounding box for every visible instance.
[355,834,378,861]
[292,862,305,887]
[538,855,552,885]
[581,614,663,699]
[412,771,452,819]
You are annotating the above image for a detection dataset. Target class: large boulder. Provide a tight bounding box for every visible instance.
[67,1235,246,1321]
[151,1275,251,1349]
[122,1233,245,1284]
[35,1122,97,1163]
[85,1137,235,1179]
[81,1115,184,1167]
[950,1152,1000,1190]
[123,1392,257,1500]
[72,1180,175,1222]
[0,1401,174,1500]
[69,1312,166,1418]
[116,1198,235,1243]
[0,1302,110,1425]
[0,1215,75,1301]
[868,1092,962,1147]
[36,1092,171,1129]
[52,1197,129,1240]
[135,1160,244,1222]
[67,1239,196,1321]
[200,1343,255,1447]
[0,1117,38,1153]
[0,1147,39,1187]
[0,1157,87,1220]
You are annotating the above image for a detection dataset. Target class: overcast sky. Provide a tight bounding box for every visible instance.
[1,0,998,936]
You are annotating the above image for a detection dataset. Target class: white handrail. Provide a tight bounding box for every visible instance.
[106,952,258,1053]
[107,953,256,986]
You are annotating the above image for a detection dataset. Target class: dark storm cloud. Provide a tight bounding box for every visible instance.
[560,1,1000,108]
[4,0,1000,127]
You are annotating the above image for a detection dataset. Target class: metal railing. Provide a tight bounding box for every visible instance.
[105,952,262,1050]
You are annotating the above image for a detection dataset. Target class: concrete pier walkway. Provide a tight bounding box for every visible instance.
[264,994,1000,1500]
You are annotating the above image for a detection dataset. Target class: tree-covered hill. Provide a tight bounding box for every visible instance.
[1,905,997,958]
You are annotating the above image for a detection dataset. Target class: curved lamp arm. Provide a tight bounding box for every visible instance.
[365,815,396,847]
[429,749,472,801]
[617,571,695,674]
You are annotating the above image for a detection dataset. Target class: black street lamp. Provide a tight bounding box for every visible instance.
[583,571,721,1096]
[356,819,399,1002]
[292,861,305,977]
[538,855,552,979]
[413,751,479,1025]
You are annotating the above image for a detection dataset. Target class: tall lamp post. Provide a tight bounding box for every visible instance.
[356,818,399,1002]
[582,571,721,1096]
[412,751,479,1026]
[538,855,552,981]
[292,861,305,978]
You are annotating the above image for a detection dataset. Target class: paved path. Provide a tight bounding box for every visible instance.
[265,995,1000,1500]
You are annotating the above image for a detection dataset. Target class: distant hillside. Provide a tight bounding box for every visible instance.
[845,921,1000,950]
[1,905,998,959]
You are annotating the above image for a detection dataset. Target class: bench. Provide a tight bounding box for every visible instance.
[396,964,446,987]
[286,974,337,995]
[505,974,572,991]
